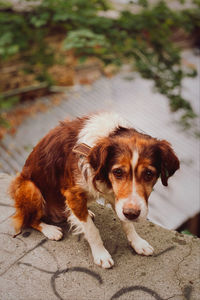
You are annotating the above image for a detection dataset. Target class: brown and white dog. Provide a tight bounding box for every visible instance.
[10,112,180,268]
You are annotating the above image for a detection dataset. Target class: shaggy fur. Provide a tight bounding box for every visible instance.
[10,112,180,268]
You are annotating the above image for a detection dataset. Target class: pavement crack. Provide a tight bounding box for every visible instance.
[173,241,193,298]
[0,238,47,277]
[18,262,55,274]
[164,294,183,300]
[0,213,14,225]
[0,202,14,207]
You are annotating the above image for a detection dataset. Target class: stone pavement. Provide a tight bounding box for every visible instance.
[0,51,199,232]
[0,173,200,300]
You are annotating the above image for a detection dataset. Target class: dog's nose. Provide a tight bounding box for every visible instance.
[123,207,141,220]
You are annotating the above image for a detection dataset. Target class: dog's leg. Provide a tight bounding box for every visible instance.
[69,212,114,269]
[82,215,114,269]
[63,187,114,268]
[121,222,154,256]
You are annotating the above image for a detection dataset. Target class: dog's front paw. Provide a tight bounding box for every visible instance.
[41,223,63,241]
[131,238,154,256]
[93,248,114,269]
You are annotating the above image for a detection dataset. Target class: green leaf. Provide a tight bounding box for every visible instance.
[7,44,19,55]
[79,56,87,64]
[181,230,194,236]
[63,29,108,51]
[0,97,19,111]
[0,116,11,128]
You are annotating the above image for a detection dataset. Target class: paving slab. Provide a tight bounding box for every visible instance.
[0,173,200,300]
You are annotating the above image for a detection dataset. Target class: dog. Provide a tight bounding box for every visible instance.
[10,112,180,268]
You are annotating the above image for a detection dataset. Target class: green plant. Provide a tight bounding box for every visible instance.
[181,229,195,236]
[63,29,109,54]
[0,96,19,127]
[0,0,199,134]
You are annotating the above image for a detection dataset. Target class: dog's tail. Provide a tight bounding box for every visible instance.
[9,172,22,199]
[9,174,44,235]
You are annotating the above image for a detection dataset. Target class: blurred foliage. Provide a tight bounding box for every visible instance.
[0,0,200,132]
[63,29,109,54]
[0,95,19,127]
[181,229,195,236]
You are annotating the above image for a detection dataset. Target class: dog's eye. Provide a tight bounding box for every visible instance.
[143,169,154,182]
[112,168,123,179]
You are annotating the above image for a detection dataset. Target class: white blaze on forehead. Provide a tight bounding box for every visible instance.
[77,112,129,147]
[115,149,148,222]
[131,149,148,219]
[132,150,139,171]
[131,150,139,197]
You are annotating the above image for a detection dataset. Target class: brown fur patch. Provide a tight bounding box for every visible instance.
[10,174,44,232]
[63,187,88,221]
[10,117,88,231]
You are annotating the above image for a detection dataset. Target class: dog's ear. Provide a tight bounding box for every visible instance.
[88,141,109,177]
[72,143,91,157]
[88,140,114,189]
[158,140,180,186]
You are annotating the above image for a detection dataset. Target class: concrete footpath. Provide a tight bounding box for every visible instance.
[0,173,199,300]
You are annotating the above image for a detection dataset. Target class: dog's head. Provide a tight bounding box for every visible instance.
[74,128,180,223]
